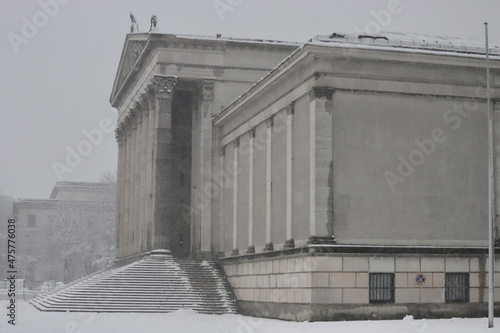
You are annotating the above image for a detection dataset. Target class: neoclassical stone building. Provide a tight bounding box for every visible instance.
[111,32,500,320]
[110,33,299,260]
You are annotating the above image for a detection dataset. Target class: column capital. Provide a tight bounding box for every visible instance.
[249,127,256,138]
[146,85,156,109]
[152,75,177,99]
[135,102,143,124]
[309,87,334,101]
[115,127,124,144]
[118,121,126,134]
[202,78,215,102]
[125,116,133,137]
[128,109,138,130]
[139,94,150,117]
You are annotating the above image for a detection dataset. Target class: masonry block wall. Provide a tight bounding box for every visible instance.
[222,252,500,321]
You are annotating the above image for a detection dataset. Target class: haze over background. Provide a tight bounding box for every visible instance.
[0,0,499,200]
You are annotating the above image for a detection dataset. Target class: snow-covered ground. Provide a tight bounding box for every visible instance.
[1,301,499,333]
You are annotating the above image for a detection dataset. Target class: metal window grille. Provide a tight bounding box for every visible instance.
[369,273,395,303]
[445,273,469,303]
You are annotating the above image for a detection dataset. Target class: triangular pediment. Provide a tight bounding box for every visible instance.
[110,34,149,106]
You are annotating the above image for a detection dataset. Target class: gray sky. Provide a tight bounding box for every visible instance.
[1,0,499,199]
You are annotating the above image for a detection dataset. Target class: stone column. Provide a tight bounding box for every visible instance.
[200,78,215,256]
[146,88,156,252]
[115,126,124,259]
[308,88,335,244]
[135,105,142,255]
[246,128,255,254]
[120,125,127,258]
[121,125,127,259]
[264,117,274,251]
[284,103,295,249]
[231,138,239,256]
[152,75,177,250]
[125,115,133,257]
[129,111,137,254]
[219,146,226,254]
[139,94,149,254]
[191,95,201,257]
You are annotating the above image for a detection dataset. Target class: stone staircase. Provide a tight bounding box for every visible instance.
[30,250,237,314]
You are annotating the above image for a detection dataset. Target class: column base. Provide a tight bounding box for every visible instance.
[231,248,240,256]
[246,245,255,254]
[264,242,274,252]
[307,235,337,245]
[284,239,295,249]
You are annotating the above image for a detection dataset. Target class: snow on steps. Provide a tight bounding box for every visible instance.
[30,249,237,314]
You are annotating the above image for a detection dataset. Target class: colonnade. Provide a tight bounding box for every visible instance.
[115,75,177,259]
[114,77,336,259]
[220,88,336,255]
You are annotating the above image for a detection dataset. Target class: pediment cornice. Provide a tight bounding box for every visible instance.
[110,34,299,110]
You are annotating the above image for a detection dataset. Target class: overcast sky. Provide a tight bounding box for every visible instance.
[0,0,499,200]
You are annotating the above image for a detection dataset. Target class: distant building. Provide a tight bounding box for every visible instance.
[110,32,500,320]
[13,181,115,285]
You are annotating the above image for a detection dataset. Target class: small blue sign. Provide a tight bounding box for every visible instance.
[416,274,425,286]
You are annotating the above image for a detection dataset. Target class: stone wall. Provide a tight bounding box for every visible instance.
[221,250,500,321]
[332,90,488,246]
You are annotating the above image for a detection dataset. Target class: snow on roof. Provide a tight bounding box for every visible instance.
[215,31,499,120]
[311,32,500,57]
[174,33,302,46]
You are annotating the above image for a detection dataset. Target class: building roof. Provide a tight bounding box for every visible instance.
[109,33,300,109]
[214,31,500,121]
[13,182,114,215]
[173,33,301,47]
[309,32,500,58]
[49,181,113,199]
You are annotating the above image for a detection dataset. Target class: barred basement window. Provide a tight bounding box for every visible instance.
[445,273,469,303]
[369,273,395,303]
